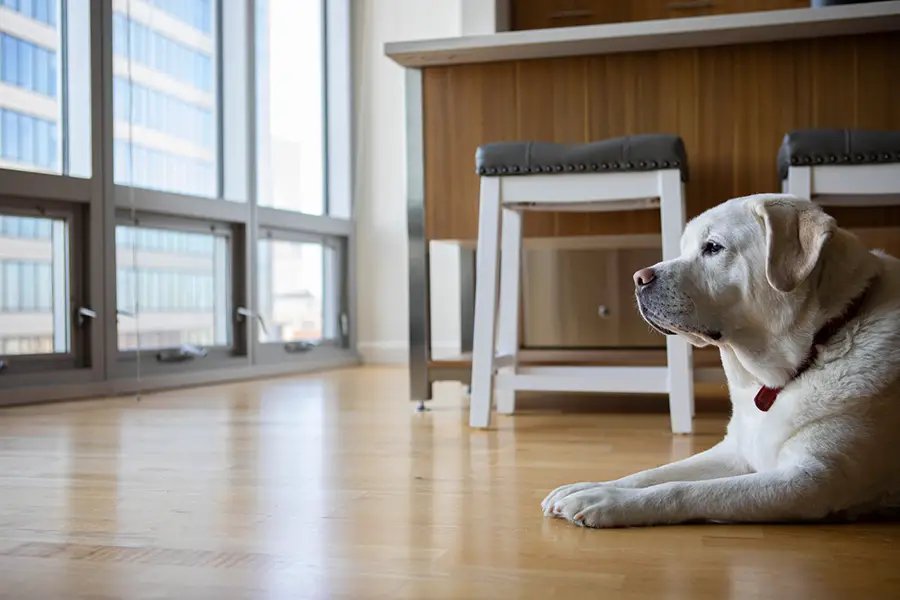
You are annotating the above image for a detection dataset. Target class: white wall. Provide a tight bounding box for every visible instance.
[460,0,509,35]
[353,0,463,364]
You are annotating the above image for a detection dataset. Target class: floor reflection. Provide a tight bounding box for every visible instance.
[0,369,898,599]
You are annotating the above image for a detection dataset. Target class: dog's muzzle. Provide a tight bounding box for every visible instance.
[632,266,722,342]
[633,267,676,335]
[636,297,676,336]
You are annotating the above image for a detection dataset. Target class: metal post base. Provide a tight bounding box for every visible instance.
[414,400,431,413]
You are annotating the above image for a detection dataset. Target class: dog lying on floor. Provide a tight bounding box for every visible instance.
[541,193,900,528]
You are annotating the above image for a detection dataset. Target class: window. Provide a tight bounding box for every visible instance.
[255,0,325,215]
[112,0,219,198]
[0,214,70,357]
[1,1,57,27]
[145,0,212,34]
[0,1,354,397]
[0,0,90,177]
[257,236,343,347]
[115,223,229,351]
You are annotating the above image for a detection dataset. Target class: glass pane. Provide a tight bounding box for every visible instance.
[112,0,219,198]
[0,0,91,177]
[258,239,336,344]
[255,0,325,215]
[116,224,228,351]
[0,214,70,356]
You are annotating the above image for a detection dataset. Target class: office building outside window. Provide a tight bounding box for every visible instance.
[115,224,229,351]
[257,239,328,344]
[0,1,64,356]
[255,0,326,215]
[0,0,60,173]
[0,214,68,356]
[112,0,218,198]
[0,0,224,358]
[0,0,353,394]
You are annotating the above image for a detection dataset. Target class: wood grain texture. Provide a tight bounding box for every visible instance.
[511,0,818,31]
[423,33,900,241]
[521,247,665,347]
[2,367,900,599]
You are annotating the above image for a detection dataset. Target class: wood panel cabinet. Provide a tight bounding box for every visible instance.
[421,33,900,241]
[511,1,631,30]
[521,247,663,348]
[510,0,810,30]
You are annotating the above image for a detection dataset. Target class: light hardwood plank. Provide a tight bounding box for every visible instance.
[1,367,899,599]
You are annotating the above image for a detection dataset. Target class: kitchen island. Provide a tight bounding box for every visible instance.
[385,2,900,407]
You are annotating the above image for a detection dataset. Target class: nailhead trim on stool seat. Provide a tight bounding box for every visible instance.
[778,129,900,180]
[475,134,689,182]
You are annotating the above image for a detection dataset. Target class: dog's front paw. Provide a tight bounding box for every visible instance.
[542,482,605,517]
[554,487,647,528]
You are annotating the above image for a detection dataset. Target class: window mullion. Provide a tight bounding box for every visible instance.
[0,0,357,401]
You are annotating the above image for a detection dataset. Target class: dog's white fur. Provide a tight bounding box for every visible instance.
[541,193,900,528]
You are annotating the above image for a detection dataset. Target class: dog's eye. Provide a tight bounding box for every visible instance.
[701,241,724,256]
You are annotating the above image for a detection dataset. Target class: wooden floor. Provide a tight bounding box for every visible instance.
[1,367,899,599]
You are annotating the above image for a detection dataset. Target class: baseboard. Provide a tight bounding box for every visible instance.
[0,352,362,407]
[357,341,461,365]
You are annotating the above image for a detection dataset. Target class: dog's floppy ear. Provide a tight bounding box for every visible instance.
[752,197,836,293]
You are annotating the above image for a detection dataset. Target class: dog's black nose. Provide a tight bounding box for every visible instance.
[633,268,656,288]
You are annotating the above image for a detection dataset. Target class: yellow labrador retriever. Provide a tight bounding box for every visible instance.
[542,193,900,528]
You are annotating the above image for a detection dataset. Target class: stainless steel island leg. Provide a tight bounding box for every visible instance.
[406,68,432,411]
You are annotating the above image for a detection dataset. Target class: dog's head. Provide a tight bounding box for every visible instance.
[634,194,840,355]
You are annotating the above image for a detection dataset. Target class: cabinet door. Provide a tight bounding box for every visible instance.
[653,0,715,19]
[615,247,665,347]
[709,0,809,15]
[660,0,808,19]
[521,247,663,348]
[511,0,631,30]
[510,0,808,30]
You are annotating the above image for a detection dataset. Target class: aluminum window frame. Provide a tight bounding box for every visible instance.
[0,196,90,387]
[254,226,348,365]
[109,0,222,200]
[104,0,355,380]
[253,0,328,217]
[100,0,255,382]
[0,0,104,400]
[109,210,245,380]
[245,0,355,369]
[0,0,357,405]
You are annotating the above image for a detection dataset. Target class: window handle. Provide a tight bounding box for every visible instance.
[258,314,269,337]
[236,307,268,336]
[77,307,97,326]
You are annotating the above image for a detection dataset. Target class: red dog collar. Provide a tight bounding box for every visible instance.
[754,283,872,412]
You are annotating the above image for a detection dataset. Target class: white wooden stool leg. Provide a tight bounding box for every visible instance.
[470,177,503,429]
[659,171,694,434]
[495,207,522,415]
[786,166,812,199]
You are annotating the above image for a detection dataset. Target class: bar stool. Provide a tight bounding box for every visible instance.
[469,134,695,434]
[780,129,900,203]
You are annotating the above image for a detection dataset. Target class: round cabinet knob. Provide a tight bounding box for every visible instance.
[598,305,610,318]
